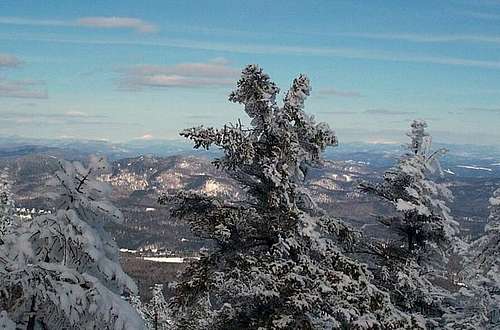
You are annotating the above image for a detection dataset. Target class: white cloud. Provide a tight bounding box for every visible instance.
[119,59,240,90]
[76,17,157,33]
[317,87,362,98]
[138,133,154,140]
[0,78,47,99]
[0,16,157,33]
[0,111,133,129]
[0,53,22,68]
[363,109,416,115]
[0,17,68,26]
[365,138,400,145]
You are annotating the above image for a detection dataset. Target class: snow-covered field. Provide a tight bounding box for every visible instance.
[456,165,493,172]
[142,256,199,263]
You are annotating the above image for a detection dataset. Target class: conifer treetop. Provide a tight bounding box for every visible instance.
[180,64,337,212]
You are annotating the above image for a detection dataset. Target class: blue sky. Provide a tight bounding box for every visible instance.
[0,1,500,145]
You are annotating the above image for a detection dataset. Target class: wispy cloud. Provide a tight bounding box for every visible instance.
[118,58,240,90]
[0,110,132,127]
[364,109,416,115]
[137,133,154,140]
[462,11,500,20]
[186,114,218,120]
[317,109,417,116]
[317,87,362,98]
[335,32,500,45]
[0,16,157,33]
[449,107,500,115]
[0,111,104,120]
[464,107,500,113]
[0,78,47,99]
[317,110,358,115]
[76,17,157,33]
[0,53,22,68]
[2,33,500,70]
[0,17,69,27]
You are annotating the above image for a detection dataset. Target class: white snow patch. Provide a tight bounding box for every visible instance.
[119,248,137,254]
[142,256,200,263]
[456,165,492,172]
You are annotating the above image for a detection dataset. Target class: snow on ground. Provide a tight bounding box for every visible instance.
[119,248,137,254]
[456,165,492,172]
[142,256,200,263]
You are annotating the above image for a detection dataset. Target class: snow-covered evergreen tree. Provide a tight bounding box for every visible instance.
[0,157,145,329]
[0,168,15,240]
[467,188,500,327]
[0,168,17,330]
[0,311,15,330]
[132,284,170,330]
[359,120,461,327]
[160,65,421,329]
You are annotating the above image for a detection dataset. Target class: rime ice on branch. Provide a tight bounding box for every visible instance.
[0,157,145,329]
[160,65,420,329]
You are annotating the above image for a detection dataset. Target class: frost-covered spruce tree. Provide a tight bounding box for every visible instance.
[468,188,500,327]
[160,65,419,329]
[359,120,460,326]
[130,284,170,330]
[0,311,15,330]
[0,168,17,329]
[0,168,15,240]
[0,157,145,329]
[445,188,500,329]
[141,284,170,330]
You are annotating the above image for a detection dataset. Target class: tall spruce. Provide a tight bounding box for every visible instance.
[160,65,420,329]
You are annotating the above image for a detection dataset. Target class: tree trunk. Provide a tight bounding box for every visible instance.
[154,308,158,330]
[408,231,414,252]
[26,296,36,330]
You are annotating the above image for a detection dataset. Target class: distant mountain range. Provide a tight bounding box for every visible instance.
[2,149,498,252]
[2,136,497,302]
[0,135,201,160]
[1,135,499,178]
